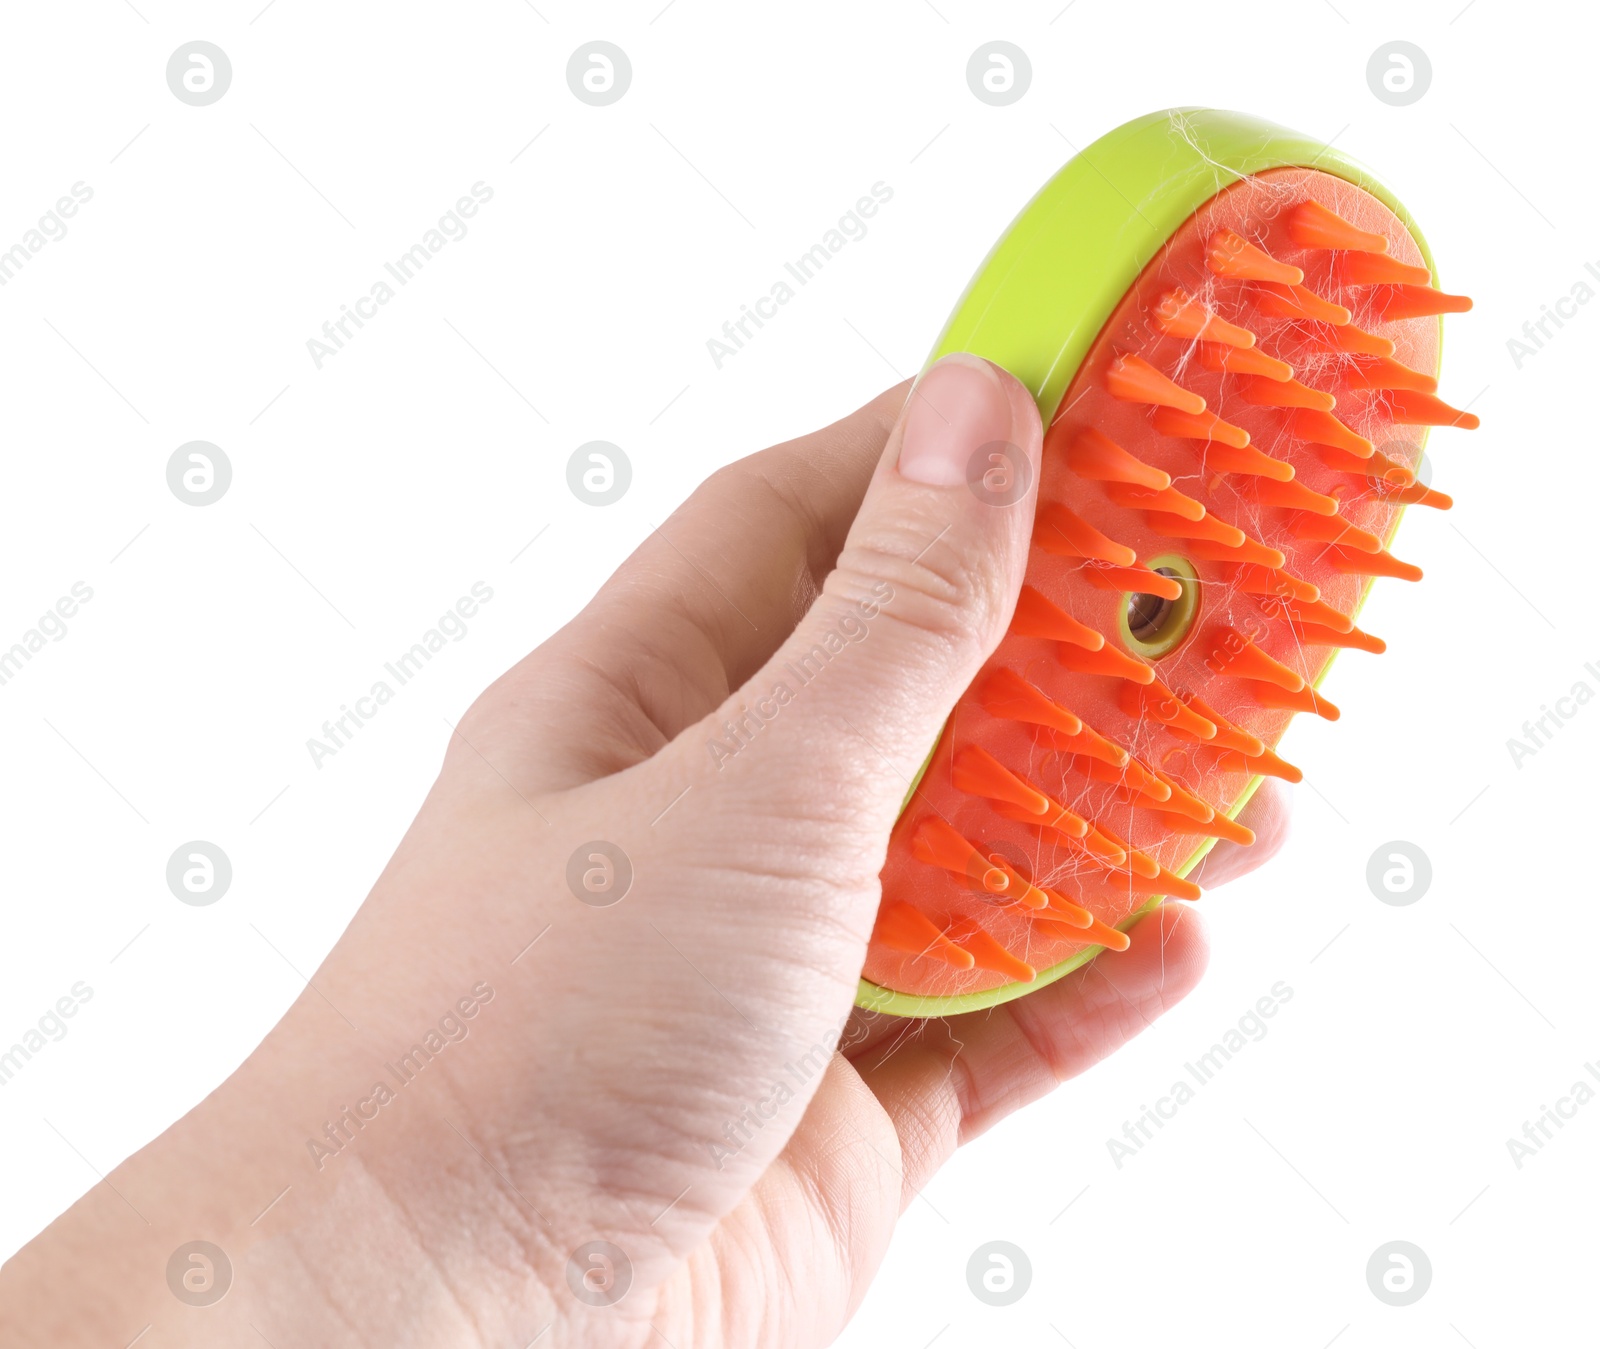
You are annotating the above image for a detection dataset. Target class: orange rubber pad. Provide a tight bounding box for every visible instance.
[866,167,1475,1001]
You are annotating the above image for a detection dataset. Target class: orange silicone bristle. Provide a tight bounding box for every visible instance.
[1120,679,1218,739]
[1376,390,1482,430]
[1290,621,1387,655]
[1065,427,1171,488]
[1253,281,1352,327]
[946,917,1037,982]
[1246,477,1339,516]
[1152,289,1256,346]
[1176,692,1264,756]
[1184,536,1287,570]
[1151,405,1252,449]
[865,164,1473,1005]
[1197,341,1294,381]
[1238,376,1336,412]
[1257,593,1356,633]
[1224,562,1320,602]
[1212,746,1304,784]
[1144,509,1246,548]
[1034,503,1138,565]
[1310,322,1395,357]
[978,668,1083,736]
[1342,356,1438,394]
[1369,284,1474,321]
[1285,199,1389,252]
[1370,478,1453,511]
[952,745,1053,817]
[1206,229,1303,284]
[1080,562,1184,600]
[1103,479,1206,521]
[1009,584,1104,650]
[1105,353,1206,412]
[1337,251,1432,287]
[1289,409,1374,458]
[1285,511,1384,554]
[873,902,973,970]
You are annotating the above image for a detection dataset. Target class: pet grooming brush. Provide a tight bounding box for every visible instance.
[861,109,1474,1016]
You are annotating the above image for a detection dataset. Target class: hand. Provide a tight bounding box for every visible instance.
[1,355,1288,1348]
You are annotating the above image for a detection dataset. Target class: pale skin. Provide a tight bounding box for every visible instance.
[1,355,1288,1347]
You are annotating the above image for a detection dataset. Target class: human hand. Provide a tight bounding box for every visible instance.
[1,355,1288,1348]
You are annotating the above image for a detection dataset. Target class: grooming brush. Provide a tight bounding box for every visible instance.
[861,109,1474,1017]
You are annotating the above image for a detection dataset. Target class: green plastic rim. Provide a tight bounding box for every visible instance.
[857,108,1440,1019]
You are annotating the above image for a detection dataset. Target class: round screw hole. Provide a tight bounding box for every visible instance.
[1119,554,1200,658]
[1126,586,1177,643]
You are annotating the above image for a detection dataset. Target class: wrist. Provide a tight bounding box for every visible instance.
[1,977,565,1348]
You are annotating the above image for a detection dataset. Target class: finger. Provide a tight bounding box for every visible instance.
[851,903,1208,1202]
[577,381,910,689]
[454,382,909,793]
[680,353,1044,851]
[1188,778,1293,889]
[680,1054,903,1348]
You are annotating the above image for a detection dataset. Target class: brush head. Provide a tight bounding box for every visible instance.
[859,112,1475,1017]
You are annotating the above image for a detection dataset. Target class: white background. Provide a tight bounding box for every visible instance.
[0,1,1591,1345]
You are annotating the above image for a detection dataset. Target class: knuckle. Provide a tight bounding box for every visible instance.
[832,520,1013,651]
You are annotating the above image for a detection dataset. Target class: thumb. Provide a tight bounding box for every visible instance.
[705,352,1044,840]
